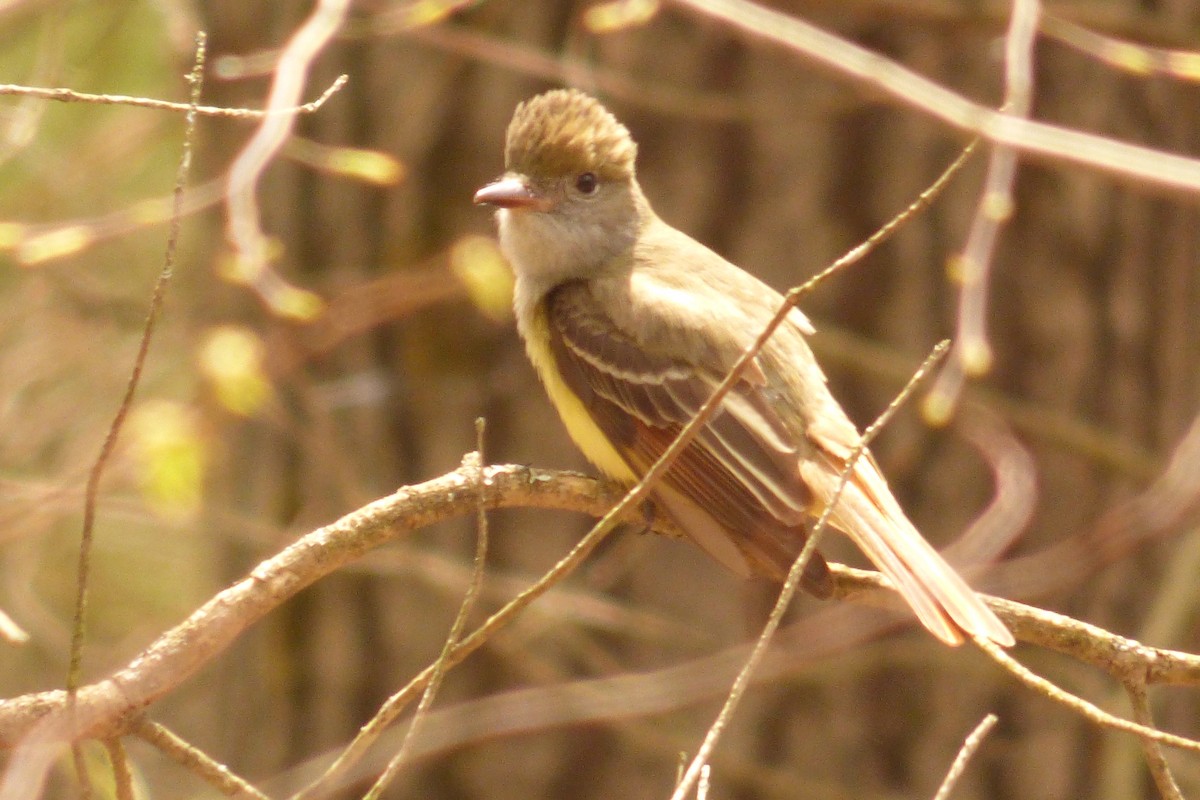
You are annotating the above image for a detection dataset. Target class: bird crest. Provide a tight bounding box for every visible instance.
[504,89,637,181]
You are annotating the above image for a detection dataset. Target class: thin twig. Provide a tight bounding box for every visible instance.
[0,74,346,118]
[669,341,950,800]
[807,141,978,292]
[696,762,711,800]
[65,31,206,791]
[1124,678,1185,800]
[1097,523,1200,798]
[363,423,492,799]
[925,0,1040,423]
[223,0,349,319]
[671,0,1200,195]
[289,477,629,800]
[978,639,1200,754]
[133,719,270,800]
[103,738,134,800]
[932,714,998,800]
[1042,14,1200,82]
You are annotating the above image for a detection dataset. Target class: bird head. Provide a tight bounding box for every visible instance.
[474,89,649,286]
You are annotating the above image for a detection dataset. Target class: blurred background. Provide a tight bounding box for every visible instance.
[3,1,1200,798]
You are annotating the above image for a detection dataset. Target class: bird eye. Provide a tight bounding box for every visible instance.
[575,172,598,194]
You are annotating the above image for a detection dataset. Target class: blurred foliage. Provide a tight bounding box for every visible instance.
[450,234,514,322]
[198,325,274,417]
[127,399,207,516]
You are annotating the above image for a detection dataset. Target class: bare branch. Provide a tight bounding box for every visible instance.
[223,0,350,320]
[133,719,269,800]
[979,640,1200,753]
[924,0,1039,422]
[64,32,207,800]
[834,568,1200,687]
[1043,14,1200,81]
[932,714,998,800]
[0,465,649,751]
[1124,678,1185,800]
[0,74,346,118]
[67,28,206,681]
[103,738,134,800]
[671,0,1200,194]
[3,464,1199,785]
[362,431,492,800]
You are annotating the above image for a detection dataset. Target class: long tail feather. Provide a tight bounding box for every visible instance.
[801,459,1014,647]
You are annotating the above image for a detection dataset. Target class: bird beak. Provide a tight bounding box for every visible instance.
[473,176,551,211]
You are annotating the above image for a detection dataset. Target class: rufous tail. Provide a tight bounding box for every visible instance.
[801,458,1014,647]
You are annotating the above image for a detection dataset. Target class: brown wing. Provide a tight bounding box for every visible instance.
[544,280,832,596]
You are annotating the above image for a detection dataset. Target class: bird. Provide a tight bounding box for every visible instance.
[473,88,1013,647]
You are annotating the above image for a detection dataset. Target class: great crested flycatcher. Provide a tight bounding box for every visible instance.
[474,89,1012,647]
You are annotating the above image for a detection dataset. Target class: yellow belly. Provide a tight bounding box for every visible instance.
[523,305,638,482]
